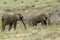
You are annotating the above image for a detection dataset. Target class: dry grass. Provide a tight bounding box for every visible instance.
[0,0,60,40]
[0,21,60,40]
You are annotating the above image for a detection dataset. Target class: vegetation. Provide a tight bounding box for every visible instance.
[0,21,60,40]
[0,0,60,40]
[0,0,58,10]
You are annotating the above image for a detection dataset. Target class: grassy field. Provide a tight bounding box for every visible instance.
[0,0,59,10]
[0,21,60,40]
[0,0,60,40]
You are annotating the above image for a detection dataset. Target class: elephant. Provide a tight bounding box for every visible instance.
[30,14,51,26]
[1,13,27,31]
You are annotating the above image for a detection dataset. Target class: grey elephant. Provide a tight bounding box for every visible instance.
[30,14,51,26]
[1,13,27,31]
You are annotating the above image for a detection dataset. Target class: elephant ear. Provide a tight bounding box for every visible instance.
[14,13,20,20]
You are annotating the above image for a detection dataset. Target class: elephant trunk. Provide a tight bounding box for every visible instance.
[21,18,27,29]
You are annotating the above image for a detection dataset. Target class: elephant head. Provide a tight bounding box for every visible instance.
[15,13,27,29]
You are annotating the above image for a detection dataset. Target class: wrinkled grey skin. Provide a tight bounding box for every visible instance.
[30,14,51,26]
[1,13,27,31]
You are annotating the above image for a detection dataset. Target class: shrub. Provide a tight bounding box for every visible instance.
[58,13,60,16]
[57,0,60,2]
[13,8,16,11]
[43,0,45,1]
[14,0,17,2]
[35,0,38,2]
[3,2,7,4]
[47,4,51,7]
[32,5,35,7]
[21,1,24,3]
[24,5,32,8]
[5,9,12,12]
[17,8,20,11]
[55,10,58,12]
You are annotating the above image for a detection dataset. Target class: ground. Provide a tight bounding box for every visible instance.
[0,0,60,40]
[0,21,60,40]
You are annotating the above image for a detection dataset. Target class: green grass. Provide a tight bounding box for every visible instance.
[0,0,59,13]
[0,21,60,40]
[0,0,59,10]
[0,0,60,40]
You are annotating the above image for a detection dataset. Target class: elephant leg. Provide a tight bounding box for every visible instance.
[21,20,27,29]
[48,19,51,25]
[33,23,37,26]
[14,21,17,30]
[8,23,13,31]
[41,20,44,25]
[31,21,36,26]
[44,20,47,25]
[1,23,6,31]
[34,24,37,26]
[41,20,47,26]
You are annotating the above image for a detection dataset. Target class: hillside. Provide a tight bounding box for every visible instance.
[0,0,59,10]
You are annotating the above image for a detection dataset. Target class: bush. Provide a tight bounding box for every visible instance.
[13,8,15,11]
[21,1,24,3]
[57,0,60,2]
[35,0,38,2]
[14,0,17,2]
[32,5,35,7]
[47,4,51,7]
[24,5,32,9]
[17,8,20,11]
[55,10,58,12]
[5,9,12,12]
[3,2,7,4]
